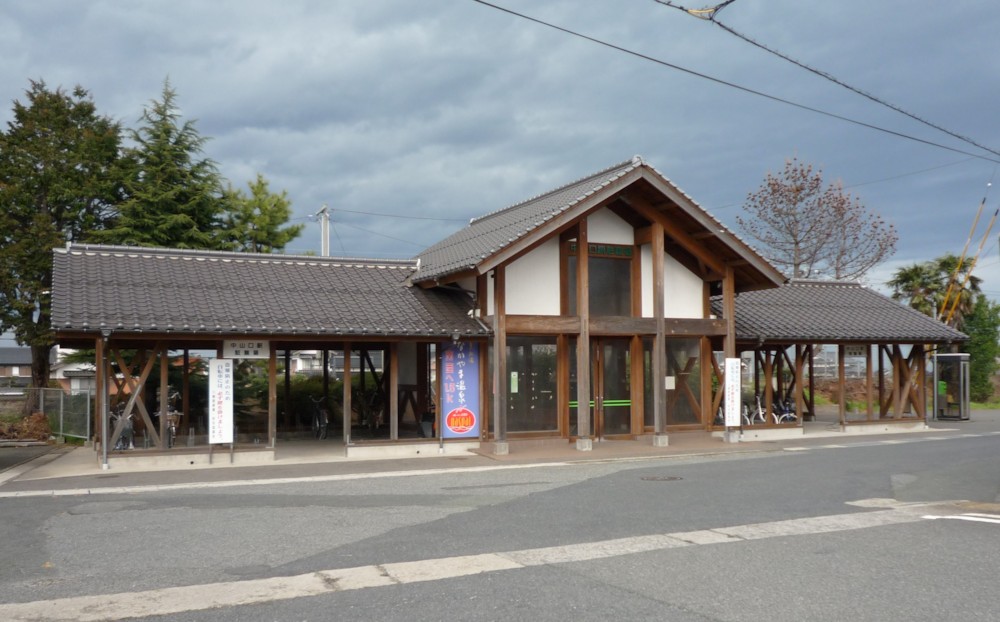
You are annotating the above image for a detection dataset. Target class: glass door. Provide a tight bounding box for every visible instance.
[595,338,633,438]
[569,337,634,439]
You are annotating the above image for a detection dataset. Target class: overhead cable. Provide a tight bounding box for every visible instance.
[652,0,1000,160]
[470,1,1000,164]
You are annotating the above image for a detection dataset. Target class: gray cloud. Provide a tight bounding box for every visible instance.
[2,0,999,293]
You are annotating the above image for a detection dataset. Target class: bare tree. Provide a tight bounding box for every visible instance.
[737,158,897,280]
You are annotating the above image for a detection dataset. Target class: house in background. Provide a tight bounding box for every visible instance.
[0,347,33,390]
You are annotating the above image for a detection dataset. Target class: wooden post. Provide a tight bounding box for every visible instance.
[182,350,190,431]
[389,343,399,441]
[865,344,874,421]
[795,344,805,420]
[492,267,508,446]
[651,221,666,440]
[575,222,591,447]
[838,344,846,425]
[159,344,168,448]
[283,349,291,429]
[343,343,352,446]
[268,346,277,447]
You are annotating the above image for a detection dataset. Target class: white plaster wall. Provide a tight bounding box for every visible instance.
[588,208,634,244]
[665,253,704,317]
[640,247,704,318]
[505,238,561,315]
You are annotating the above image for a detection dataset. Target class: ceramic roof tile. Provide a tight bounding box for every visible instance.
[414,157,642,281]
[712,280,967,344]
[52,245,488,339]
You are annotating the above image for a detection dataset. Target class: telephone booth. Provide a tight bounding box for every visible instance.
[932,353,970,420]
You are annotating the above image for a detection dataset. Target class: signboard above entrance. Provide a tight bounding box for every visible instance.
[223,340,270,359]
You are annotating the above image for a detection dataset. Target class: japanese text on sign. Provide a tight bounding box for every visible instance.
[209,358,234,444]
[442,342,480,439]
[223,340,270,359]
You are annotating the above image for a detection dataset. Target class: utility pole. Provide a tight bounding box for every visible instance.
[316,205,330,257]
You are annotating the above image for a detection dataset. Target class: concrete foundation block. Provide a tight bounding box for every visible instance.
[492,441,509,456]
[652,434,669,447]
[575,438,593,451]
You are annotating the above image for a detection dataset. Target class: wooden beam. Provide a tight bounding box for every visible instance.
[630,198,726,276]
[505,315,581,335]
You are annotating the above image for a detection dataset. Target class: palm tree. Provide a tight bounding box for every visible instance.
[888,253,981,330]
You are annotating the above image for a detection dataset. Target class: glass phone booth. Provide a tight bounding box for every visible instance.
[932,353,970,421]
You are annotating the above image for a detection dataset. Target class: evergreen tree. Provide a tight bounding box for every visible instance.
[0,80,125,395]
[97,80,227,249]
[221,174,304,253]
[962,295,1000,402]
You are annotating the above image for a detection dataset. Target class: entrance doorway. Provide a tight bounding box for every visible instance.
[569,337,634,439]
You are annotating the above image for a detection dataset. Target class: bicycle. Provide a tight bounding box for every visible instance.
[771,397,798,424]
[309,395,329,439]
[744,394,767,425]
[110,404,134,451]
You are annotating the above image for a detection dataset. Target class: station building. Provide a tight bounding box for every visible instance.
[51,156,966,464]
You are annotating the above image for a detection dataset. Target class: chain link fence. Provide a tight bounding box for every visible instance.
[0,388,92,441]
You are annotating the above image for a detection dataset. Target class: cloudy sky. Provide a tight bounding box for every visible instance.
[3,0,1000,299]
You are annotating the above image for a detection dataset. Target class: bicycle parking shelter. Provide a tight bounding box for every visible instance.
[50,156,967,467]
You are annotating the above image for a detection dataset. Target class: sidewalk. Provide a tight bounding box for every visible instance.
[3,410,992,493]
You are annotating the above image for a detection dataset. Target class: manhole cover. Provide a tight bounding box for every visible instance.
[641,475,682,481]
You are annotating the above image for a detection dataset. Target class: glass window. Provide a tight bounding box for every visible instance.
[666,338,701,425]
[566,246,632,316]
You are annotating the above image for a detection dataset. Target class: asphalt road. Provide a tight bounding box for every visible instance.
[0,444,55,472]
[0,423,998,621]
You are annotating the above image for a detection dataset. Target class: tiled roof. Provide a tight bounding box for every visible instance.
[415,157,642,282]
[52,245,488,339]
[413,156,785,289]
[0,347,33,365]
[712,280,967,344]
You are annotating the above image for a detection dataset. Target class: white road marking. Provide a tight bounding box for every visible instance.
[923,513,1000,525]
[0,462,575,499]
[0,503,953,621]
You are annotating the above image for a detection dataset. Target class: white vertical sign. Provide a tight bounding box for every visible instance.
[724,358,742,427]
[209,358,234,444]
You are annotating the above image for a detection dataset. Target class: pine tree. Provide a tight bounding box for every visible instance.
[221,174,304,253]
[98,80,227,249]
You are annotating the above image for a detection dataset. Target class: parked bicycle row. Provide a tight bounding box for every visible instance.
[715,393,798,427]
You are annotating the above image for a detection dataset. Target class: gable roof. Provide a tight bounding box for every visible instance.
[712,280,967,344]
[414,156,785,292]
[52,244,488,340]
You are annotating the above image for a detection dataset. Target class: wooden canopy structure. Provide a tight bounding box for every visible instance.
[711,280,968,427]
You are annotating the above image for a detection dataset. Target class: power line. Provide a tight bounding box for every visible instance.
[332,220,430,248]
[652,0,1000,160]
[470,0,1000,164]
[331,207,467,222]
